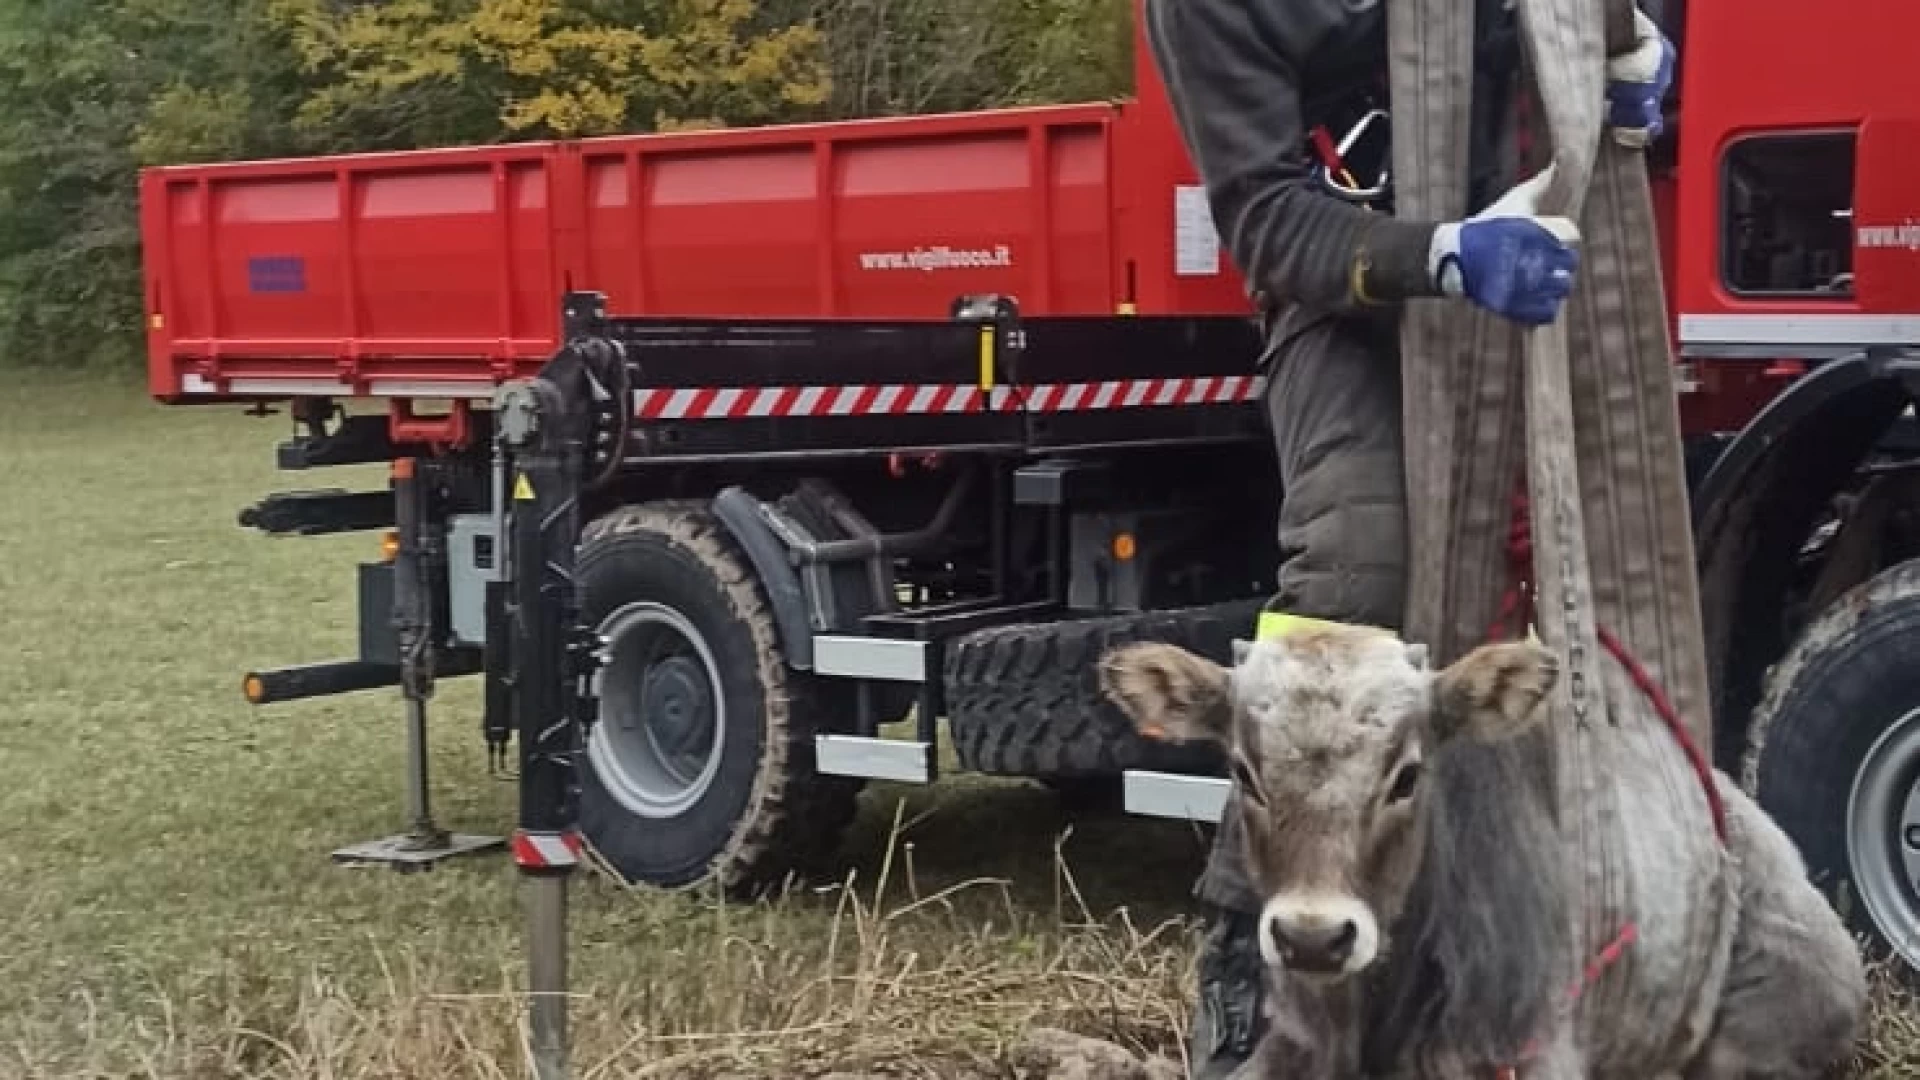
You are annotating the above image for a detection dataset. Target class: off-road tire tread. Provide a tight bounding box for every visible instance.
[944,598,1263,778]
[578,501,861,896]
[1741,556,1920,955]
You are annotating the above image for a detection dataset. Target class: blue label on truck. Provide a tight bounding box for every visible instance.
[247,255,307,294]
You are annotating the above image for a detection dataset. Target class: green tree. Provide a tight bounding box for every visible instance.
[0,0,307,367]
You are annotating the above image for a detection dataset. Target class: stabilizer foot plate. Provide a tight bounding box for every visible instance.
[331,832,506,871]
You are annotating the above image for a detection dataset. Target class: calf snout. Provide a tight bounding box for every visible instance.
[1259,895,1378,978]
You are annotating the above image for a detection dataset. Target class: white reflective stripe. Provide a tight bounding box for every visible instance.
[1121,381,1151,407]
[1091,381,1122,409]
[224,378,355,396]
[791,386,826,415]
[369,379,493,399]
[826,386,862,415]
[1679,313,1920,347]
[660,388,701,420]
[188,375,491,399]
[745,388,780,417]
[872,384,903,413]
[709,387,743,416]
[907,385,940,412]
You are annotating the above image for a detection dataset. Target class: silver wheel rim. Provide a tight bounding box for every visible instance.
[1846,704,1920,968]
[588,601,726,819]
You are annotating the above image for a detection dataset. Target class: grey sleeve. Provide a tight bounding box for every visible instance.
[1144,0,1442,313]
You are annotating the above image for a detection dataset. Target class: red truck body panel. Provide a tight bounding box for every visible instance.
[1673,0,1920,360]
[140,74,1249,402]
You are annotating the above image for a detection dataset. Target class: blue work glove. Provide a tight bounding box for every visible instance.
[1606,9,1676,149]
[1428,167,1582,327]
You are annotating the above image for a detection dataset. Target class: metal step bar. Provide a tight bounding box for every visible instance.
[1122,770,1229,824]
[815,735,934,783]
[812,635,928,682]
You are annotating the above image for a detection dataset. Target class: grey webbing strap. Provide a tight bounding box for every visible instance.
[1393,0,1729,1050]
[1389,3,1527,668]
[1392,0,1713,777]
[1512,0,1714,754]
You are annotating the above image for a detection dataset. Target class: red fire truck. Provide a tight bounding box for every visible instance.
[138,0,1920,968]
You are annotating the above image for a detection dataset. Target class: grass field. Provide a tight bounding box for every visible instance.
[0,372,1912,1078]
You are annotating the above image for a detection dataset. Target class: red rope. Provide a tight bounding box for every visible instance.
[1597,625,1728,842]
[1490,484,1726,843]
[1494,921,1641,1080]
[1486,481,1730,1075]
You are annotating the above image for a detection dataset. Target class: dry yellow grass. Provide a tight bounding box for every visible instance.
[0,371,1909,1078]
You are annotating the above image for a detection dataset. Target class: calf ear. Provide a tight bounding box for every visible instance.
[1098,642,1233,746]
[1433,640,1559,743]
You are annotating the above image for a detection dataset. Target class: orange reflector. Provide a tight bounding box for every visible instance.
[1112,532,1137,561]
[392,457,416,480]
[243,675,265,704]
[380,531,401,561]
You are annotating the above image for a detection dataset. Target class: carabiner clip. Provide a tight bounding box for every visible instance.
[1310,108,1393,208]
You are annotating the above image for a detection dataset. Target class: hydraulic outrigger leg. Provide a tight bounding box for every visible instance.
[498,308,623,1080]
[332,454,505,869]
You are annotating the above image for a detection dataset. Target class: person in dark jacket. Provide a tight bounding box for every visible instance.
[1139,1,1677,1075]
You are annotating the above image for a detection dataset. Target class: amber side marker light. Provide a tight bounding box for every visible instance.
[243,674,266,705]
[1112,532,1137,561]
[380,530,401,562]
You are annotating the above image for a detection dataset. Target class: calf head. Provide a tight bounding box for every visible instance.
[1099,625,1558,983]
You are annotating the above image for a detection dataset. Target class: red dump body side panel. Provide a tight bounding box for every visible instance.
[575,112,1126,318]
[143,144,565,400]
[140,93,1255,401]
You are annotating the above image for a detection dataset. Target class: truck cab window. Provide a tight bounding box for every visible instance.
[1720,131,1856,298]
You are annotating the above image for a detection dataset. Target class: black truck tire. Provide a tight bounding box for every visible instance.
[1744,557,1920,971]
[574,501,861,896]
[944,598,1263,779]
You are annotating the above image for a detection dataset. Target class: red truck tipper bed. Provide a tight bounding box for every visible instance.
[139,86,1252,404]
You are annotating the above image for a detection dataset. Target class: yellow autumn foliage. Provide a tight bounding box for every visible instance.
[269,0,830,142]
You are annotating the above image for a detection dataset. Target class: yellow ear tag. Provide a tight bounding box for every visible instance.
[1253,610,1402,643]
[1255,611,1350,641]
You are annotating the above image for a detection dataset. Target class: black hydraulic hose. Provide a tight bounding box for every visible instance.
[789,468,979,566]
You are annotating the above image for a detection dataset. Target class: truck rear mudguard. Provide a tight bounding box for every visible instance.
[1693,348,1920,764]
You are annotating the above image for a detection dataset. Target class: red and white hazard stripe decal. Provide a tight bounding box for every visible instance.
[632,376,1265,420]
[1020,375,1263,412]
[511,829,584,869]
[633,384,990,420]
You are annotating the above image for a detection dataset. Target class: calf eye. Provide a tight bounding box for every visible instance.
[1385,761,1423,805]
[1230,753,1267,806]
